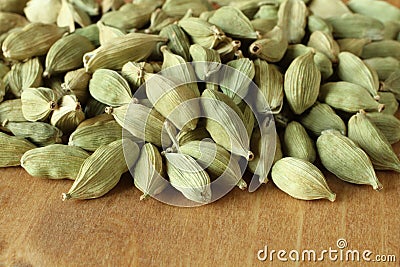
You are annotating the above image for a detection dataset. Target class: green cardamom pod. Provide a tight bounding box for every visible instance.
[0,99,26,123]
[377,92,398,115]
[176,125,211,146]
[84,97,108,118]
[251,18,277,36]
[145,8,177,34]
[271,157,336,202]
[160,24,191,62]
[62,68,91,105]
[361,40,400,60]
[62,139,139,200]
[348,111,400,172]
[309,0,351,19]
[165,152,212,204]
[44,34,95,77]
[307,31,339,63]
[277,0,307,44]
[284,51,321,115]
[237,101,255,139]
[121,61,155,89]
[299,102,346,136]
[283,121,316,163]
[307,15,333,34]
[317,129,382,190]
[347,0,400,23]
[319,82,384,113]
[0,12,28,35]
[382,70,400,101]
[249,26,288,62]
[75,24,100,47]
[336,38,371,57]
[21,87,59,122]
[0,132,35,167]
[364,57,400,81]
[133,143,167,200]
[50,95,85,135]
[365,112,400,145]
[8,57,43,98]
[162,0,212,17]
[21,145,90,180]
[254,4,278,20]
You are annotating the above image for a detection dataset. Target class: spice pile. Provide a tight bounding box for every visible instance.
[0,0,399,204]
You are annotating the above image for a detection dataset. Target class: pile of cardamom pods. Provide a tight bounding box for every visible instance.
[0,0,399,204]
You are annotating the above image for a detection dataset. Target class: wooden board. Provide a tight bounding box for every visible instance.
[1,1,400,266]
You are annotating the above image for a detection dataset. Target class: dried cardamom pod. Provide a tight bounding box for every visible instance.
[284,51,321,115]
[89,69,133,107]
[365,112,400,145]
[337,52,379,99]
[8,57,43,98]
[178,17,227,49]
[24,0,60,24]
[317,129,382,190]
[2,23,68,61]
[71,0,100,16]
[57,0,91,32]
[283,121,316,163]
[253,59,284,114]
[75,24,100,47]
[21,87,59,122]
[69,119,123,152]
[62,139,139,200]
[96,21,124,46]
[327,14,384,40]
[0,12,28,35]
[62,68,91,105]
[21,145,90,180]
[220,56,255,104]
[382,70,400,101]
[299,102,346,136]
[208,6,258,39]
[383,21,400,40]
[133,143,167,200]
[176,125,211,146]
[377,92,398,115]
[44,34,95,77]
[84,33,167,73]
[2,121,62,147]
[348,111,400,172]
[0,132,36,167]
[105,103,172,147]
[101,0,125,13]
[1,0,28,14]
[307,31,339,63]
[307,15,332,34]
[277,0,307,44]
[145,8,177,34]
[237,101,255,139]
[180,140,246,190]
[76,113,113,129]
[201,94,253,160]
[254,4,278,20]
[271,157,336,202]
[160,24,191,62]
[336,38,371,57]
[0,99,26,123]
[215,38,241,62]
[101,3,153,32]
[84,97,108,118]
[160,46,199,96]
[121,61,154,89]
[250,18,277,35]
[230,0,263,18]
[347,0,400,23]
[319,82,384,113]
[146,74,200,131]
[247,118,277,184]
[308,0,351,19]
[50,95,85,135]
[162,0,212,17]
[249,26,288,62]
[361,40,400,60]
[364,57,400,81]
[189,44,221,90]
[165,152,212,204]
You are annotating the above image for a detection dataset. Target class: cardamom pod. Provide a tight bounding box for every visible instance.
[317,129,382,190]
[254,4,278,20]
[382,70,400,101]
[75,24,100,47]
[0,99,26,123]
[361,40,400,60]
[76,113,113,129]
[180,140,247,190]
[277,0,307,44]
[347,0,400,23]
[337,52,380,99]
[365,112,400,145]
[83,33,167,73]
[133,143,167,200]
[0,132,36,167]
[254,59,284,114]
[162,0,212,17]
[21,145,90,180]
[165,152,212,204]
[249,26,288,62]
[44,34,95,77]
[319,82,384,113]
[271,157,336,202]
[176,125,211,146]
[89,69,133,107]
[23,0,60,24]
[145,8,177,34]
[2,23,68,61]
[327,14,384,40]
[0,62,10,79]
[121,61,154,89]
[251,18,277,36]
[237,101,255,139]
[284,51,321,115]
[208,6,258,39]
[50,95,85,135]
[62,68,91,105]
[308,0,351,19]
[146,74,200,131]
[336,38,371,57]
[215,38,241,62]
[299,102,346,136]
[307,15,332,34]
[62,139,139,200]
[0,12,28,35]
[1,0,28,14]
[96,21,124,46]
[2,121,62,146]
[377,92,398,115]
[160,24,191,62]
[348,111,400,172]
[307,31,339,63]
[364,57,400,81]
[105,103,172,148]
[71,0,100,16]
[21,87,59,122]
[283,121,316,163]
[8,57,43,98]
[69,119,123,152]
[84,97,108,118]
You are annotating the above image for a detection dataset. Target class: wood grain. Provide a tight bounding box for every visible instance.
[1,2,400,267]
